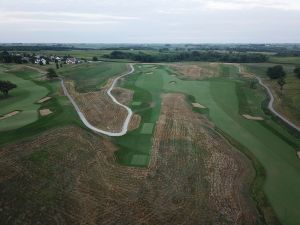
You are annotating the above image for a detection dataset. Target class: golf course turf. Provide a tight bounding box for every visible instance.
[0,66,48,131]
[114,63,300,224]
[1,61,300,224]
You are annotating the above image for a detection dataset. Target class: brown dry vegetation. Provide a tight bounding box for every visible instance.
[64,81,128,132]
[111,87,134,106]
[171,63,220,80]
[0,93,260,225]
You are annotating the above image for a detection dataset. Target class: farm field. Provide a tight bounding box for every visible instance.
[1,60,300,225]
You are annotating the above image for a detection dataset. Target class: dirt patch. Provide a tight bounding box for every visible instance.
[37,96,52,104]
[0,111,20,120]
[171,63,220,80]
[297,152,300,160]
[128,114,142,131]
[192,102,206,109]
[39,109,53,116]
[243,114,264,121]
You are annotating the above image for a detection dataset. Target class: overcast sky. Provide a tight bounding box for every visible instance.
[0,0,299,43]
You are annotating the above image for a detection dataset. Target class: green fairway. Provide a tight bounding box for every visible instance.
[0,65,84,145]
[115,63,300,225]
[0,68,48,131]
[58,62,128,92]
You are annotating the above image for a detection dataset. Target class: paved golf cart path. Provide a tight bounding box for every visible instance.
[236,64,300,132]
[61,64,135,137]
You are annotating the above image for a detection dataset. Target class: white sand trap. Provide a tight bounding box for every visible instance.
[38,96,52,103]
[0,111,20,120]
[39,109,53,116]
[297,152,300,160]
[192,103,206,109]
[243,114,264,121]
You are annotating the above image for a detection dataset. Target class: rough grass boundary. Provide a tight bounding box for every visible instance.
[216,128,281,225]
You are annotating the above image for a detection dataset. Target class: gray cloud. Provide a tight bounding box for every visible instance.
[0,0,299,42]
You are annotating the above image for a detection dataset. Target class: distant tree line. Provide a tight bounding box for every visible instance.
[0,45,86,51]
[104,50,268,63]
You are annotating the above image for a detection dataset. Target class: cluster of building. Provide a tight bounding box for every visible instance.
[32,55,81,65]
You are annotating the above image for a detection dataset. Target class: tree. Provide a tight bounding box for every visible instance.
[277,77,286,92]
[46,68,58,79]
[0,80,17,97]
[267,65,286,79]
[92,56,98,61]
[294,67,300,79]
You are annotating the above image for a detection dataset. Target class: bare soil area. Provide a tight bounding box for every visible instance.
[0,111,20,120]
[192,102,206,109]
[37,96,52,104]
[243,114,264,121]
[39,109,53,116]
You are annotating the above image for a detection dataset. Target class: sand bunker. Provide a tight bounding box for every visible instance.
[297,152,300,160]
[37,96,52,103]
[39,109,53,116]
[243,114,264,121]
[146,72,153,75]
[192,103,206,109]
[169,81,177,85]
[0,111,20,120]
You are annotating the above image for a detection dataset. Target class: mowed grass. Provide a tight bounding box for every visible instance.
[0,66,48,131]
[116,63,300,224]
[140,123,154,134]
[163,68,300,225]
[114,65,164,167]
[58,62,128,92]
[268,56,300,64]
[0,64,84,145]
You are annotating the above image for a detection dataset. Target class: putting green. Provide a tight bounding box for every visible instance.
[140,123,154,134]
[0,71,48,131]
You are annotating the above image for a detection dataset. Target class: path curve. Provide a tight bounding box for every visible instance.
[255,76,300,132]
[61,64,135,136]
[236,64,300,132]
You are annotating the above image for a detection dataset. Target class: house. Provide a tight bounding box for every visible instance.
[66,58,77,64]
[35,58,47,65]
